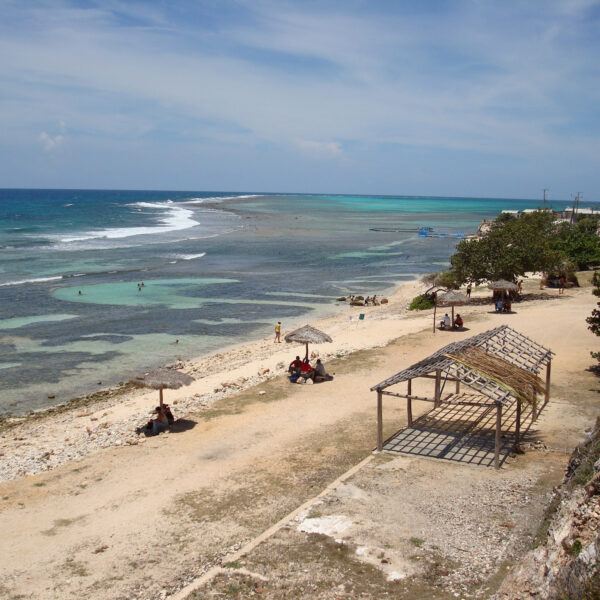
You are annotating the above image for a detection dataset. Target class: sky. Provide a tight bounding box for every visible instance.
[1,0,599,199]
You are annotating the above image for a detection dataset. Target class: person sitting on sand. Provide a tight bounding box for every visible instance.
[163,404,175,426]
[502,299,511,312]
[299,358,314,380]
[288,356,302,375]
[495,299,503,312]
[151,406,169,436]
[440,313,451,329]
[453,314,463,329]
[312,359,330,382]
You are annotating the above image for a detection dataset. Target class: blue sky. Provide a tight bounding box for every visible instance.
[1,0,599,198]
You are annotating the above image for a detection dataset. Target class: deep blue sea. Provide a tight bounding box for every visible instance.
[0,189,575,415]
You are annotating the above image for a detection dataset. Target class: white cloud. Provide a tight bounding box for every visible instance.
[295,140,342,158]
[38,131,63,152]
[1,2,599,192]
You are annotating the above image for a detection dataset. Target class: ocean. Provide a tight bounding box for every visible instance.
[0,189,573,415]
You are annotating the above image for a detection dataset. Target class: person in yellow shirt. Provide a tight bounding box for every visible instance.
[274,321,281,343]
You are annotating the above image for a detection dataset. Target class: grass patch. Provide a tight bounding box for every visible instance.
[63,557,89,578]
[533,492,562,549]
[410,537,425,548]
[41,515,85,536]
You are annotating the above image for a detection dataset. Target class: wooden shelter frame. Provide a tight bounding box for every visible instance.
[371,325,553,468]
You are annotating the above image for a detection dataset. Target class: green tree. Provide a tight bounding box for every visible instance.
[554,218,600,270]
[586,271,600,363]
[450,211,562,284]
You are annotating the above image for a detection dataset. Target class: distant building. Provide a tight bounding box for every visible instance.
[500,207,600,224]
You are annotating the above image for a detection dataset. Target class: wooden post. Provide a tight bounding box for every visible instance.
[545,359,551,405]
[434,370,441,408]
[531,387,537,424]
[407,379,413,427]
[495,403,502,469]
[515,398,521,445]
[433,304,437,334]
[377,390,383,452]
[455,378,460,394]
[159,388,164,407]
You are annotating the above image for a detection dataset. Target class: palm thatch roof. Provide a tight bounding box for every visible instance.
[371,325,552,406]
[131,368,194,390]
[446,346,544,404]
[437,290,470,306]
[487,280,518,291]
[284,325,332,344]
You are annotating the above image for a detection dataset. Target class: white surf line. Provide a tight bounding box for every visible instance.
[170,454,374,599]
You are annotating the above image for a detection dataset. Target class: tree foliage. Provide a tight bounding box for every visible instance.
[408,294,435,311]
[586,271,600,362]
[449,212,600,285]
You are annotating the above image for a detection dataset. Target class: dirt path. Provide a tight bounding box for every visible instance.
[0,284,598,600]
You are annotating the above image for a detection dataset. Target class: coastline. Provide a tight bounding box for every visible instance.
[1,272,598,600]
[0,276,426,482]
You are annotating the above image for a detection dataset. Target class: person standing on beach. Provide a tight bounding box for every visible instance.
[274,321,281,343]
[466,283,471,298]
[559,276,566,294]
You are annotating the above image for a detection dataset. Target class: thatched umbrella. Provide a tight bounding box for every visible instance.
[487,280,518,292]
[130,367,194,407]
[284,324,332,360]
[436,290,470,331]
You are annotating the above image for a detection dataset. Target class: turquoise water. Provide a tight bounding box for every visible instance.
[0,189,577,415]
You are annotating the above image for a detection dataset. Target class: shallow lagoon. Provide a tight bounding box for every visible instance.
[0,189,574,414]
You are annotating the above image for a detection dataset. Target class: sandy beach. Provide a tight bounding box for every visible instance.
[1,275,599,599]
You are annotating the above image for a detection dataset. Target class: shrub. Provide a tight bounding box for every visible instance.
[409,294,435,311]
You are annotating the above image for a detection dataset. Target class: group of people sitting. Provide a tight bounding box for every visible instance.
[288,356,332,383]
[495,299,512,312]
[349,294,378,306]
[140,403,175,436]
[439,313,464,330]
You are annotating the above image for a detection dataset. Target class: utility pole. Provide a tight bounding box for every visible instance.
[570,192,582,224]
[542,188,549,210]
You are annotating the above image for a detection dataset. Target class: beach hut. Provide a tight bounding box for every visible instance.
[284,324,332,360]
[434,290,470,332]
[371,325,552,469]
[131,367,194,407]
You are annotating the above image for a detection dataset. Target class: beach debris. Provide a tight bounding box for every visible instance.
[336,296,346,301]
[92,545,108,554]
[381,298,388,304]
[258,391,266,396]
[47,394,55,399]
